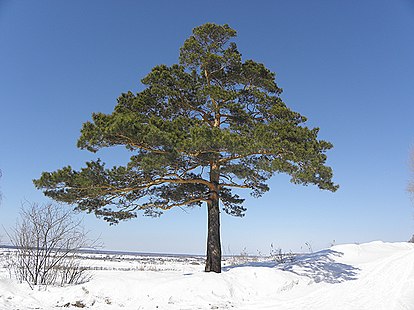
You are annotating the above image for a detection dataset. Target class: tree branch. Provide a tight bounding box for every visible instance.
[217,150,275,164]
[141,197,209,211]
[115,134,168,154]
[218,182,250,189]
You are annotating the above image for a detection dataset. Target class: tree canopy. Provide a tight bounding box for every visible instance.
[34,23,337,272]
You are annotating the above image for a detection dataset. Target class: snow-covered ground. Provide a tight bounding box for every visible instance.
[1,241,413,309]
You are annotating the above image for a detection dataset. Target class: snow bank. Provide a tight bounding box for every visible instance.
[1,241,414,309]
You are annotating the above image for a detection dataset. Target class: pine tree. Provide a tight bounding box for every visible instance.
[34,23,338,273]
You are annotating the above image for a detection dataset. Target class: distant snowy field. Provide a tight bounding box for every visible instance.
[1,241,414,309]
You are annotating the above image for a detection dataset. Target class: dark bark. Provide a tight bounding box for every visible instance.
[205,163,222,273]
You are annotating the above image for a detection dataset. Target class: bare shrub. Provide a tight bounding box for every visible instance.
[7,202,94,288]
[270,243,295,264]
[226,246,251,265]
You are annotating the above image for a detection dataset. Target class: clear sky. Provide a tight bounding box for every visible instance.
[1,0,414,255]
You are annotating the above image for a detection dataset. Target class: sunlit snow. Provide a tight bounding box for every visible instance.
[1,241,413,309]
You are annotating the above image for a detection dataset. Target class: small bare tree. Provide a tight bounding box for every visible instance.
[7,203,93,288]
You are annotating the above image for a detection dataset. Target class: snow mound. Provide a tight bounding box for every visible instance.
[1,241,414,309]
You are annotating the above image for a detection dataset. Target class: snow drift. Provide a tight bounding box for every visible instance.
[1,241,413,309]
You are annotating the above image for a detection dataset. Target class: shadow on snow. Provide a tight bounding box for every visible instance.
[223,249,359,284]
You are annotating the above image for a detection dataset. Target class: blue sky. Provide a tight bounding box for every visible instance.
[1,0,414,255]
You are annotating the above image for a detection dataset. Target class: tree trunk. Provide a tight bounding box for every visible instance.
[205,163,222,273]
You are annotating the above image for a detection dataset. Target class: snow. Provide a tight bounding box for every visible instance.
[1,241,414,309]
